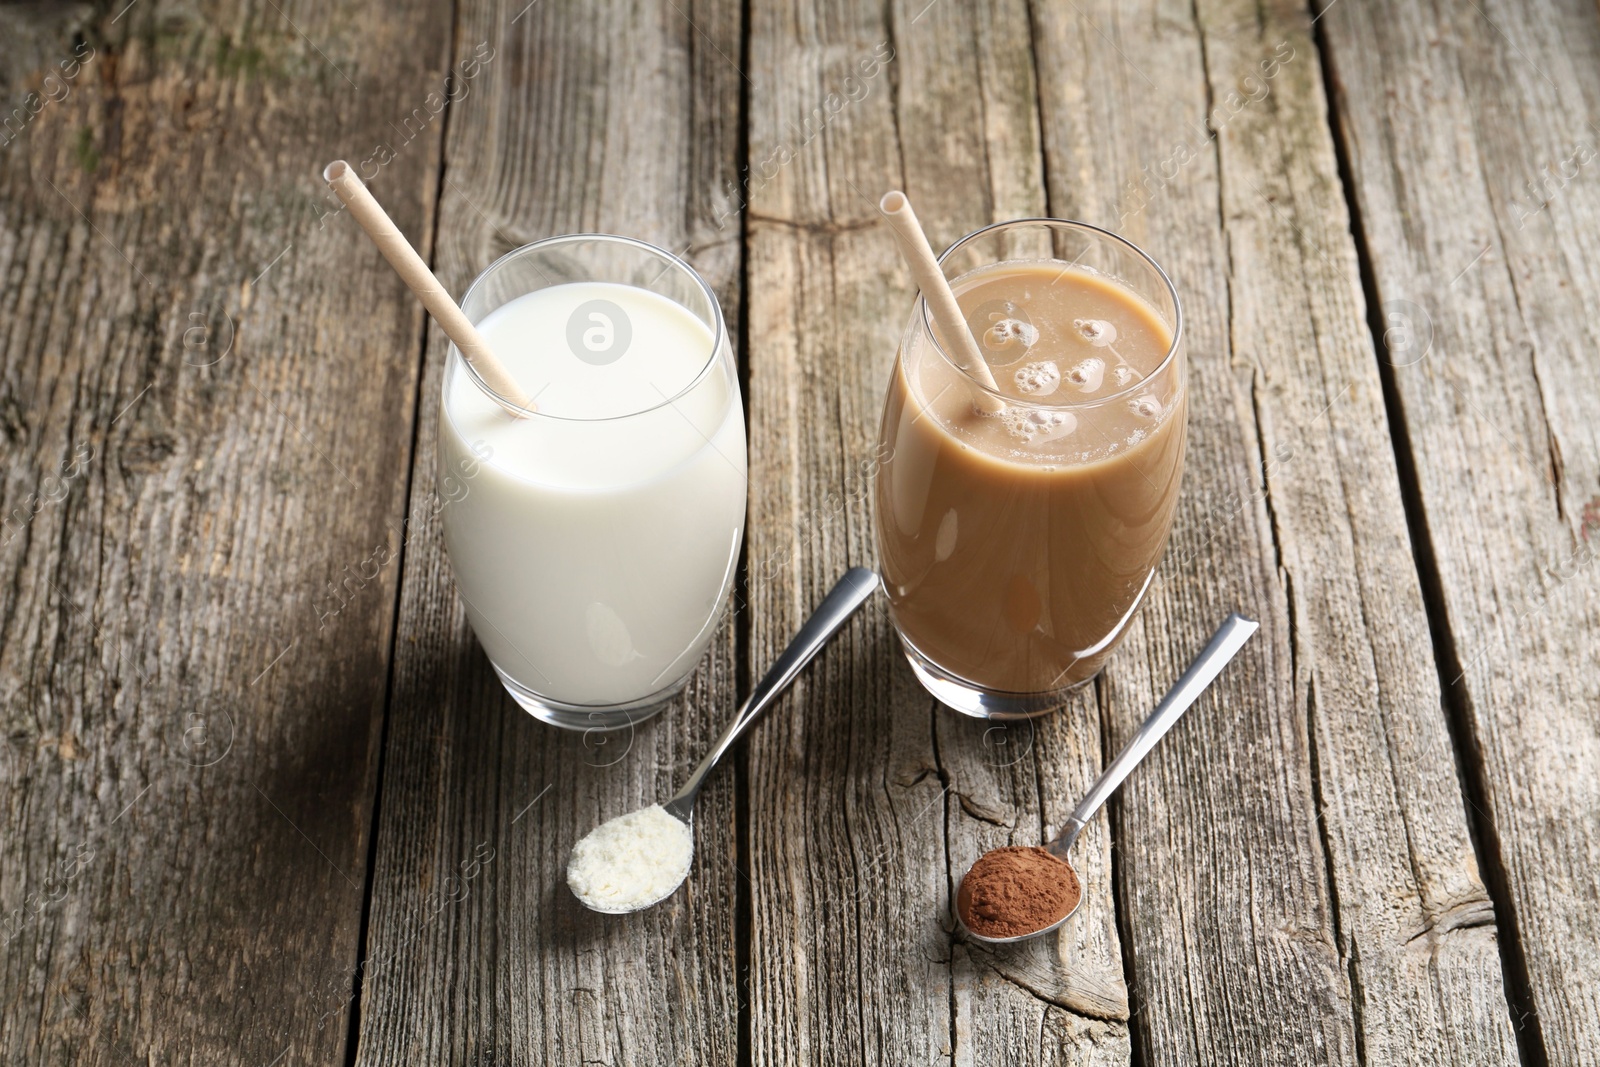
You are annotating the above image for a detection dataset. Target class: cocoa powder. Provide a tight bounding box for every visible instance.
[956,845,1081,939]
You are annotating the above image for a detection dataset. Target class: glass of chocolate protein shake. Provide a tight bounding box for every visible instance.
[874,219,1186,718]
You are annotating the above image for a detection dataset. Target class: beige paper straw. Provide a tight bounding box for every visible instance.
[879,191,1005,415]
[322,160,534,416]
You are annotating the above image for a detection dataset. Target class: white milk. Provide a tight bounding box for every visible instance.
[437,281,746,710]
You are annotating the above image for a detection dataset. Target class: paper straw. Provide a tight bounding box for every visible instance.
[322,161,534,416]
[879,191,1005,415]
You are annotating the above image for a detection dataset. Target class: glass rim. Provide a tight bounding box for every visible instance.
[453,232,726,423]
[916,217,1185,410]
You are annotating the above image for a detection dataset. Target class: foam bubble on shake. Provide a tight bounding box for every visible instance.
[995,318,1038,344]
[1014,361,1061,395]
[1129,394,1163,419]
[1066,358,1105,392]
[1002,408,1077,444]
[984,317,1039,362]
[1115,366,1137,387]
[1074,318,1118,347]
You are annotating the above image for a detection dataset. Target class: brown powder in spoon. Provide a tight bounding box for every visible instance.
[956,845,1081,939]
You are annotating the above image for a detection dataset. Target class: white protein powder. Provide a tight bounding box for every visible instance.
[567,804,695,913]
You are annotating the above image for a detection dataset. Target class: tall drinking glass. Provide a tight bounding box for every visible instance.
[874,219,1186,718]
[438,235,746,731]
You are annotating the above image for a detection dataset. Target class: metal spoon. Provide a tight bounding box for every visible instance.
[569,568,879,913]
[664,567,880,825]
[957,613,1259,944]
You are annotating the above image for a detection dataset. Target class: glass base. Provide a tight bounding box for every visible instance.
[899,636,1099,719]
[492,663,690,732]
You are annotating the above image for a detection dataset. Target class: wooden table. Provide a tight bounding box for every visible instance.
[3,0,1597,1062]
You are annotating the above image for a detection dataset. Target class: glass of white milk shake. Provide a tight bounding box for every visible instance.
[437,235,746,731]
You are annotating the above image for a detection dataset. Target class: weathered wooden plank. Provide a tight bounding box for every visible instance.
[0,0,447,1062]
[744,0,1130,1063]
[1322,0,1600,1061]
[904,1,1138,1059]
[348,1,745,1063]
[1026,0,1518,1062]
[946,697,1134,1067]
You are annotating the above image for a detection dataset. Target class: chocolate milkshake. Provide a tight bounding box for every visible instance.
[874,230,1186,713]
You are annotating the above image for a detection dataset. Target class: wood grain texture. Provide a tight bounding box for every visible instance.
[1322,0,1600,1060]
[6,0,1589,1061]
[1027,0,1518,1062]
[0,0,447,1062]
[349,0,745,1064]
[743,0,1130,1062]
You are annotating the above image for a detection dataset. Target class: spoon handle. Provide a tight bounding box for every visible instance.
[668,568,879,815]
[1051,613,1258,857]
